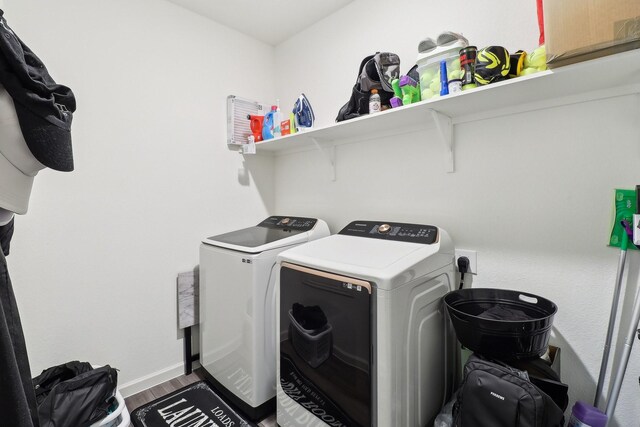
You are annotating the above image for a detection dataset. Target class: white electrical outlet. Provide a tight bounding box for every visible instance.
[455,249,477,275]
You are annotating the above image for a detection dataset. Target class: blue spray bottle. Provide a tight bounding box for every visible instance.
[440,60,449,96]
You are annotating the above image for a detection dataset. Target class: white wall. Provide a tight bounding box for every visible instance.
[273,0,640,425]
[4,0,276,394]
[3,0,639,424]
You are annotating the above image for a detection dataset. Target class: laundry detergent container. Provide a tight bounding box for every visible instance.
[417,36,467,100]
[444,288,557,360]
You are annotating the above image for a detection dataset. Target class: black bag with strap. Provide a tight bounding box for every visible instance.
[453,354,565,427]
[336,52,400,122]
[33,361,118,427]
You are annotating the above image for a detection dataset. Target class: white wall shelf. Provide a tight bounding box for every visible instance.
[234,49,640,174]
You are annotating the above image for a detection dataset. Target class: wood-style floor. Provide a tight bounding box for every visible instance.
[124,369,277,427]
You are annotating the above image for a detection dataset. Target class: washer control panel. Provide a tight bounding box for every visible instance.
[259,216,318,231]
[339,220,438,244]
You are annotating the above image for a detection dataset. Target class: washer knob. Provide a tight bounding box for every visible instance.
[378,224,391,234]
[281,218,290,224]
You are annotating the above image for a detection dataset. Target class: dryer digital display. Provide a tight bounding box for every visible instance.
[279,262,372,427]
[339,220,438,244]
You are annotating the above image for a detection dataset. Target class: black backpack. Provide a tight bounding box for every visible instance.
[33,361,118,427]
[335,52,400,122]
[453,354,565,427]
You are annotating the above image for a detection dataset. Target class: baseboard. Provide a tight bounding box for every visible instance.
[119,361,201,397]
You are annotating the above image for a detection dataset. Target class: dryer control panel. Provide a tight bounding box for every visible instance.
[339,220,438,244]
[259,216,318,231]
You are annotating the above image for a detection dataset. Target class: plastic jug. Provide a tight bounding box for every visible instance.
[568,401,607,427]
[262,106,276,140]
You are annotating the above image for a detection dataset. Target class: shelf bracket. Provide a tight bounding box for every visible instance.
[428,109,454,173]
[310,137,336,181]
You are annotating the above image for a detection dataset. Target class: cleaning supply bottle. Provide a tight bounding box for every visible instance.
[439,60,449,96]
[369,89,381,114]
[273,100,282,138]
[289,112,297,134]
[568,401,607,427]
[262,106,276,140]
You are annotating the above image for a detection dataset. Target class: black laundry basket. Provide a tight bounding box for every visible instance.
[444,288,557,360]
[288,309,333,368]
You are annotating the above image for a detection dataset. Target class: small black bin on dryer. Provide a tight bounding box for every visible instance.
[444,288,557,360]
[288,307,333,369]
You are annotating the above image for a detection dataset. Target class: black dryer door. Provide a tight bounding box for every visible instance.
[279,262,372,427]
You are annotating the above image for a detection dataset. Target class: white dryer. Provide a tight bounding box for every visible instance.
[200,216,329,420]
[276,220,457,427]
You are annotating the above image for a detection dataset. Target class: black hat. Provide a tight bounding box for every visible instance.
[0,10,76,171]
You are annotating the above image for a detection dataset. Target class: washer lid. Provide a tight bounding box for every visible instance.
[202,216,319,253]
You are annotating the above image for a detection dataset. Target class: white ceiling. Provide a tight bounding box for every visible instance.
[165,0,354,46]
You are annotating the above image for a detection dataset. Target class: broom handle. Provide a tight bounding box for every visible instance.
[605,272,640,422]
[594,241,627,409]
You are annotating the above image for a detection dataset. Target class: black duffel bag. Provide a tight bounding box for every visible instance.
[33,361,118,427]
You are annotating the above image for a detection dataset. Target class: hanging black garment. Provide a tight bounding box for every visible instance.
[0,218,40,427]
[0,216,14,255]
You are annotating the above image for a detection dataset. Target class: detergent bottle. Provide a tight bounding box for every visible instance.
[262,106,276,140]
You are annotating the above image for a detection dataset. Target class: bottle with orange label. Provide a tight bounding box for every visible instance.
[369,89,381,114]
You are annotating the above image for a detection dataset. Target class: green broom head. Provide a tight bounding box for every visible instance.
[609,189,637,250]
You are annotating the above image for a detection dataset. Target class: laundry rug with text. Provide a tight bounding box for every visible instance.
[131,381,256,427]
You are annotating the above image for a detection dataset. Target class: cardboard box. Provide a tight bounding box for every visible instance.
[543,0,640,67]
[510,346,568,411]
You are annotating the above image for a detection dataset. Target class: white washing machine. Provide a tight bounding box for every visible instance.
[276,220,457,427]
[199,216,329,420]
